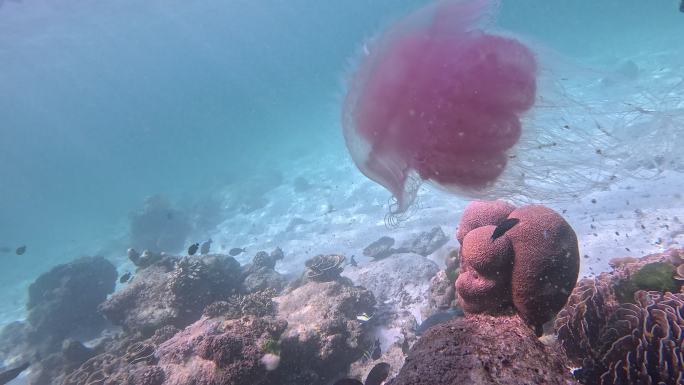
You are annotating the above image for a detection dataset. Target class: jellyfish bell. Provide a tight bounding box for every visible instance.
[342,0,537,213]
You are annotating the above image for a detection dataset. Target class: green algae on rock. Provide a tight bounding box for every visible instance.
[614,262,677,303]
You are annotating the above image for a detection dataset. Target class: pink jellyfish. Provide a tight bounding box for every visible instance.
[343,0,537,213]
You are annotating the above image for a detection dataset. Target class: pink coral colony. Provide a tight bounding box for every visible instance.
[456,200,580,335]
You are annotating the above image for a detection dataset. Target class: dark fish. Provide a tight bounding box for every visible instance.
[15,245,26,255]
[200,239,212,255]
[119,272,132,284]
[371,338,381,360]
[333,380,363,385]
[0,362,29,385]
[680,0,684,12]
[350,255,358,267]
[491,218,520,241]
[416,308,464,336]
[365,362,391,385]
[229,247,246,256]
[187,243,199,256]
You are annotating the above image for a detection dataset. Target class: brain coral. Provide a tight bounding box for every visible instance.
[455,201,580,334]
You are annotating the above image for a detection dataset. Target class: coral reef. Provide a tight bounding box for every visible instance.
[155,316,287,385]
[59,338,166,385]
[427,247,461,312]
[388,314,575,385]
[203,289,278,319]
[241,248,286,293]
[99,254,241,335]
[555,249,684,385]
[60,286,280,385]
[128,248,164,269]
[273,280,376,384]
[129,194,192,253]
[26,339,96,385]
[456,200,580,334]
[305,254,346,282]
[344,253,438,315]
[25,256,117,353]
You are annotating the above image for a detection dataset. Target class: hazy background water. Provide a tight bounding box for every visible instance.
[0,0,682,324]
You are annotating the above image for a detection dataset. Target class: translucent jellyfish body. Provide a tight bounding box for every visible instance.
[343,0,536,213]
[343,0,684,214]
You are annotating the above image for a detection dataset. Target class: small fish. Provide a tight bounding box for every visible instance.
[680,0,684,13]
[356,312,374,323]
[15,245,26,255]
[365,362,391,385]
[333,379,363,385]
[187,243,199,256]
[371,338,381,360]
[119,272,132,284]
[0,362,30,385]
[350,255,358,267]
[333,362,390,385]
[491,218,520,241]
[200,239,212,255]
[416,308,464,336]
[229,247,246,256]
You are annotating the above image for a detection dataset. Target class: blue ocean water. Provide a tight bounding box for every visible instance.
[0,0,683,382]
